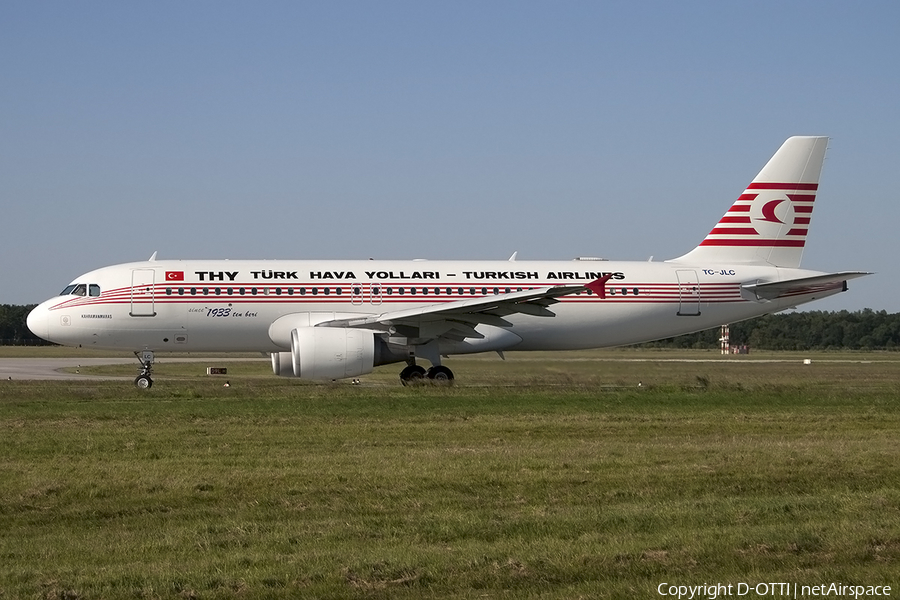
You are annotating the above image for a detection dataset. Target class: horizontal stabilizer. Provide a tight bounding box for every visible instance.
[741,272,871,301]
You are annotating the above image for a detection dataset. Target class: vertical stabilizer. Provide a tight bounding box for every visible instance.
[670,136,829,268]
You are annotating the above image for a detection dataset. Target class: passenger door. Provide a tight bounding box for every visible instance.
[130,269,157,317]
[676,269,701,316]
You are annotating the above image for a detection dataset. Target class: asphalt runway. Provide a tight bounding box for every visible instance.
[0,358,135,381]
[0,358,266,381]
[2,355,895,382]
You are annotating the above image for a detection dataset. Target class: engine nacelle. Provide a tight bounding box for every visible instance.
[279,327,375,380]
[271,351,294,377]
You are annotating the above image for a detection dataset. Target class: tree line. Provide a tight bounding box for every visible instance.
[2,304,899,350]
[638,309,900,351]
[0,304,42,345]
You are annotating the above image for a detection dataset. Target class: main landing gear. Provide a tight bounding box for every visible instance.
[399,361,454,386]
[134,350,154,389]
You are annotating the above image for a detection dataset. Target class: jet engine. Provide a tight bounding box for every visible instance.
[271,327,375,380]
[270,350,294,377]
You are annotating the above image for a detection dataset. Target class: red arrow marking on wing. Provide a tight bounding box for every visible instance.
[585,273,615,299]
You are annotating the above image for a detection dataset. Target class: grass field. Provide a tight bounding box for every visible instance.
[1,349,899,599]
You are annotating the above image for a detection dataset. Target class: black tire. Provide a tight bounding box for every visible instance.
[134,375,153,389]
[399,365,427,386]
[426,366,454,382]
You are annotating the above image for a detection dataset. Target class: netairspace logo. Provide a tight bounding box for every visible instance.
[657,582,892,599]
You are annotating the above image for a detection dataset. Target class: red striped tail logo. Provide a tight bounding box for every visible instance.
[670,136,829,269]
[700,182,817,249]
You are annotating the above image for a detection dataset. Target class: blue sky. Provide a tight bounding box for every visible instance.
[2,1,897,311]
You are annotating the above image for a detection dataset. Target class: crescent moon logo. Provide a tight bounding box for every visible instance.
[759,199,786,224]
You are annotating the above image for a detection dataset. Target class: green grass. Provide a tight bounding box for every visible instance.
[1,350,899,599]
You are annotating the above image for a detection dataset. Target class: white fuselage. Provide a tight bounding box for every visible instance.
[27,258,842,355]
[24,137,866,385]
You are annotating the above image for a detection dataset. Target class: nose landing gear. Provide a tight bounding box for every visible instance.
[134,350,154,389]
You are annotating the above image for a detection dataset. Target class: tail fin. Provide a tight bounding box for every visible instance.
[671,136,829,268]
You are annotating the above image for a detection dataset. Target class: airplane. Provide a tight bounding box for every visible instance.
[27,136,869,388]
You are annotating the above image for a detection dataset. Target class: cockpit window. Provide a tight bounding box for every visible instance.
[59,283,100,297]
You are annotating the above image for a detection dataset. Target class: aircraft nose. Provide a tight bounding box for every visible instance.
[27,304,50,341]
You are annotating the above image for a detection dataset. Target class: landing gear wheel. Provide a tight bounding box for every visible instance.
[134,350,155,390]
[399,365,427,386]
[426,366,454,383]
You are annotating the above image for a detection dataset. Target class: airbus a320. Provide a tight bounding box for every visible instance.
[27,137,869,388]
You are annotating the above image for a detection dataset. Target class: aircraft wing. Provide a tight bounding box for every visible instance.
[741,271,871,301]
[319,275,612,342]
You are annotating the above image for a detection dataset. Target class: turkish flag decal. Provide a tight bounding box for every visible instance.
[165,271,185,281]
